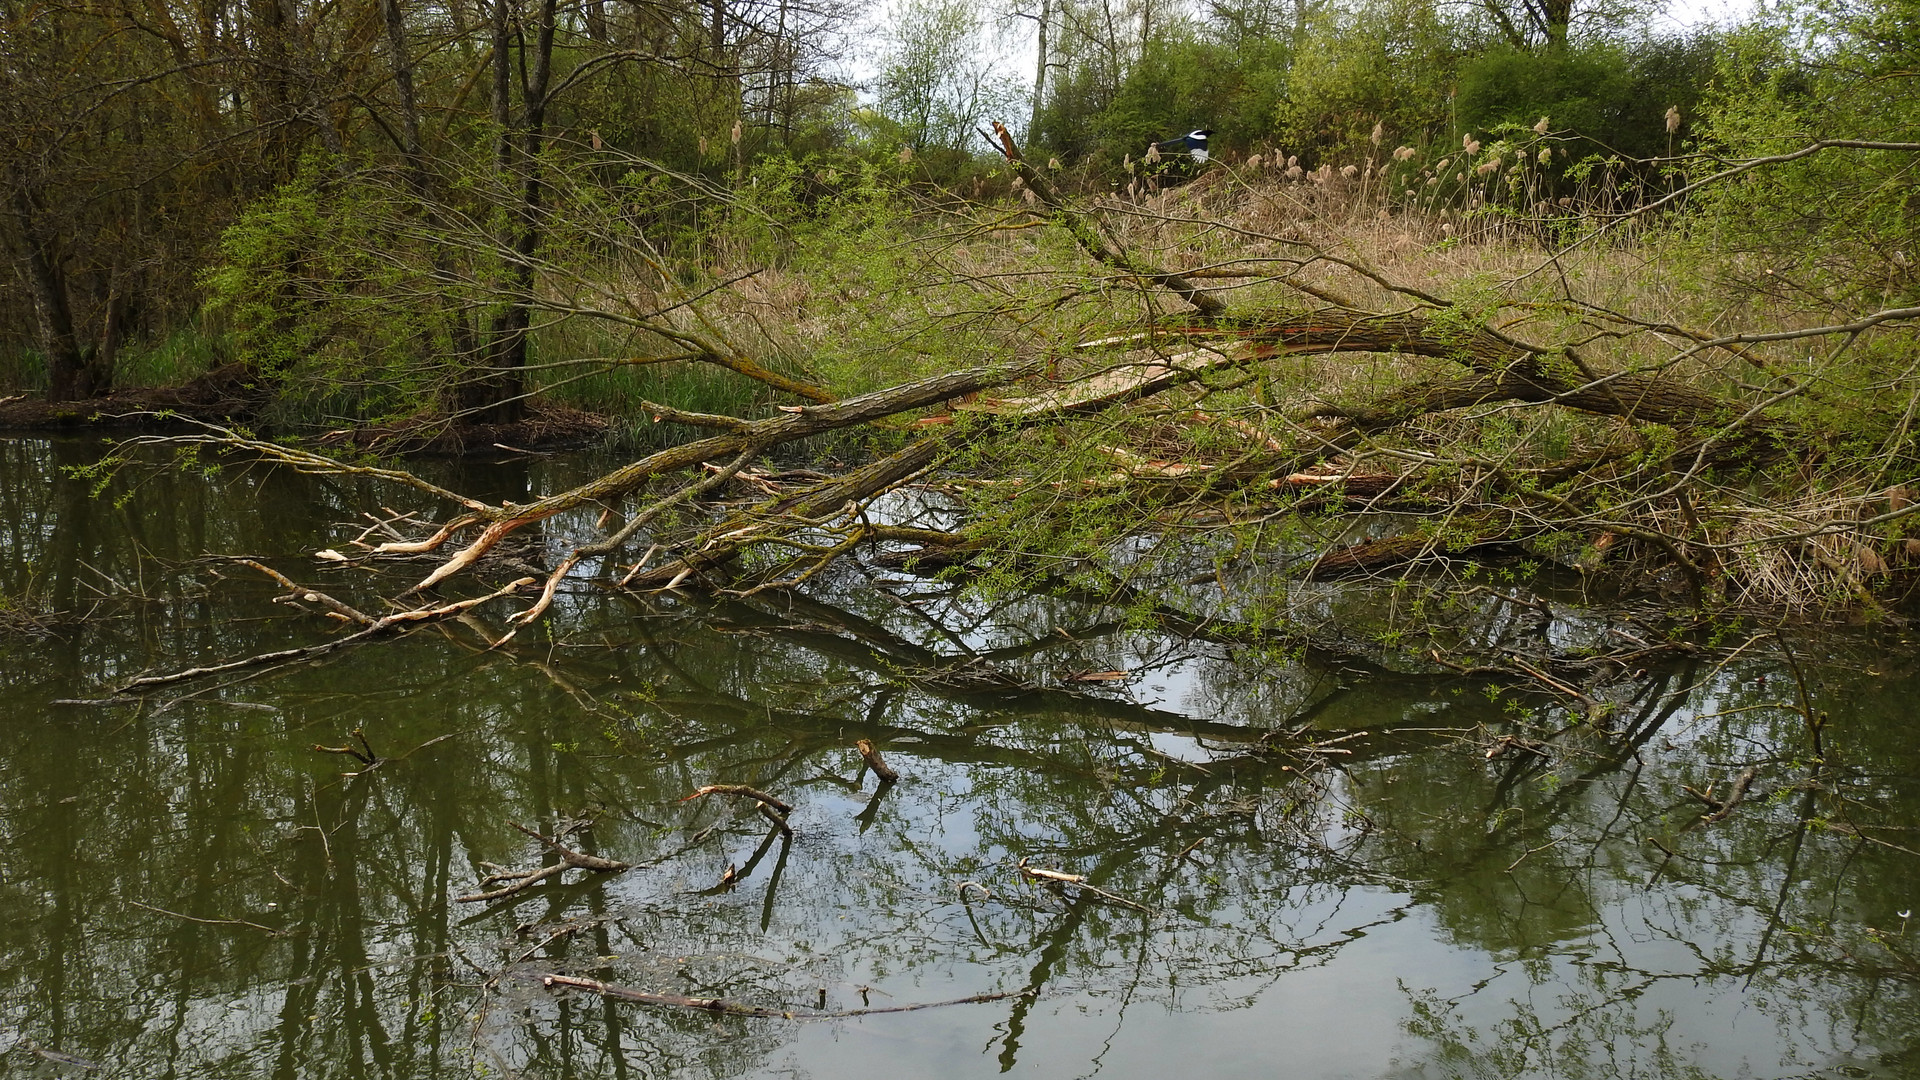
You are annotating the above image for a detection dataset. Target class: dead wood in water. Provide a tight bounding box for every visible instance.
[312,728,379,766]
[115,569,535,694]
[682,784,793,815]
[123,125,1920,711]
[457,821,630,904]
[856,739,900,784]
[1017,857,1154,914]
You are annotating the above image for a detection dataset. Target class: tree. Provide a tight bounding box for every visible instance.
[872,0,1024,153]
[1689,0,1920,307]
[0,0,864,417]
[1274,0,1462,160]
[0,0,268,401]
[1473,0,1647,49]
[1456,34,1716,160]
[187,0,867,428]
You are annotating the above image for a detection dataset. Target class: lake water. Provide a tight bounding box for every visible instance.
[0,436,1915,1078]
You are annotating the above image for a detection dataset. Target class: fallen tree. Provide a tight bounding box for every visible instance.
[125,126,1920,698]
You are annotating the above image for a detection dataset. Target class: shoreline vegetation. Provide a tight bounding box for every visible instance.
[3,0,1916,627]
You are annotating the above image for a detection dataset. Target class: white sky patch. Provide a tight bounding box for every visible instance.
[847,0,1762,138]
[1652,0,1759,33]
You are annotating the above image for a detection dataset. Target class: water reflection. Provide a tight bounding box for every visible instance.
[0,437,1914,1079]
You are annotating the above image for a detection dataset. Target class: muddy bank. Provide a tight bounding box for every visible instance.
[0,366,610,451]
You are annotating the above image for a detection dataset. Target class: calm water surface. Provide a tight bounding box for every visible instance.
[0,437,1916,1079]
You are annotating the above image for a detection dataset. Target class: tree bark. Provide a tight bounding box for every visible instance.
[1028,0,1051,144]
[467,0,559,425]
[7,176,110,402]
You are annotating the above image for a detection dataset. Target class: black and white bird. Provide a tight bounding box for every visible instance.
[1149,129,1213,165]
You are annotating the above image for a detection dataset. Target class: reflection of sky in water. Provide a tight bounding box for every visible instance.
[0,438,1913,1079]
[784,888,1472,1080]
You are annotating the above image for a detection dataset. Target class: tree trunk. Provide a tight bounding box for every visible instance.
[465,0,558,426]
[382,0,480,373]
[6,177,106,402]
[1029,0,1050,145]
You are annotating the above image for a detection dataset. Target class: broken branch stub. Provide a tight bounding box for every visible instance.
[856,739,900,784]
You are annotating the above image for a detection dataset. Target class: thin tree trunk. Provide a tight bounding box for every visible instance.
[469,0,557,425]
[246,0,299,172]
[383,0,481,373]
[381,0,425,173]
[1029,0,1050,145]
[275,0,347,159]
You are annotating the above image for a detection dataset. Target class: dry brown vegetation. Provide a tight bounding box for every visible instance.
[133,126,1920,692]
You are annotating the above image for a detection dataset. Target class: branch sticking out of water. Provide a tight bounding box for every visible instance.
[1017,857,1155,914]
[456,822,630,903]
[312,728,379,767]
[856,739,899,784]
[117,575,536,694]
[682,784,793,816]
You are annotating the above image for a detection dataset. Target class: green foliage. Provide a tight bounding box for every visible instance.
[1688,4,1920,306]
[111,324,230,388]
[202,162,468,421]
[1273,0,1465,163]
[1458,36,1716,160]
[718,156,1094,402]
[1036,32,1292,164]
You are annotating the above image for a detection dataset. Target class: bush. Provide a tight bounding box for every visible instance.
[1272,0,1465,164]
[1086,35,1292,161]
[1687,5,1920,306]
[1458,36,1717,161]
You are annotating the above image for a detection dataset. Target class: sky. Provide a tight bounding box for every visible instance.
[1654,0,1760,32]
[849,0,1764,122]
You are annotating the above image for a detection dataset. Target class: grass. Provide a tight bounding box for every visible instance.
[117,324,230,386]
[0,323,229,396]
[7,155,1914,612]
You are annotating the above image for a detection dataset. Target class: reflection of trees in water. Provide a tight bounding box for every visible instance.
[0,442,1917,1076]
[1355,657,1920,1076]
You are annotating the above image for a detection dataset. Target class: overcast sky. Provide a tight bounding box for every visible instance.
[1655,0,1759,32]
[848,0,1763,115]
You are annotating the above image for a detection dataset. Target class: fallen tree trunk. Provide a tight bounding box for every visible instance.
[140,124,1914,663]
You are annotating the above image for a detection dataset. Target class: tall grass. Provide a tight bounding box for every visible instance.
[116,324,230,387]
[0,324,228,396]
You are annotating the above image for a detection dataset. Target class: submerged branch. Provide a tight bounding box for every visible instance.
[515,971,1027,1019]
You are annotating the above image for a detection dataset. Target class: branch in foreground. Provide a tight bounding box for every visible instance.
[117,574,535,694]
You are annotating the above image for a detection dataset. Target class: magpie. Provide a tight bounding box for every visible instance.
[1150,129,1213,165]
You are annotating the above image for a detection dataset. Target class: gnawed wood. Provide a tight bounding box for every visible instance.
[856,739,899,784]
[682,784,794,815]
